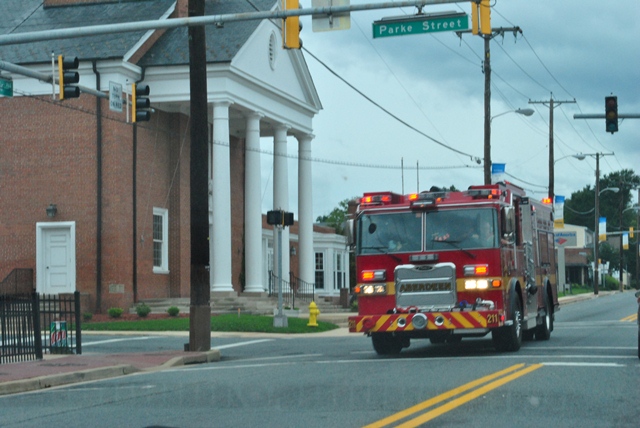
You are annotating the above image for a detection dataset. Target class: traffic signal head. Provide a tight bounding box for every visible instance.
[266,210,294,227]
[282,0,301,49]
[58,55,80,100]
[132,83,151,122]
[471,0,491,35]
[605,95,618,133]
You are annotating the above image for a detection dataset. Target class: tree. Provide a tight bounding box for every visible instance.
[564,169,639,282]
[315,197,357,235]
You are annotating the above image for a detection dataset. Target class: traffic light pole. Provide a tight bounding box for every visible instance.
[0,1,463,47]
[188,0,211,353]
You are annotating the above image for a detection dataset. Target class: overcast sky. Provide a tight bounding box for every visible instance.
[259,0,639,220]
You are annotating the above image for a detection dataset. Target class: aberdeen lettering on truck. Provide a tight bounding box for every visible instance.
[346,182,559,355]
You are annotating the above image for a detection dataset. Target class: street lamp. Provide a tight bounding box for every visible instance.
[485,108,535,184]
[489,108,535,123]
[552,153,587,202]
[574,152,614,294]
[554,153,586,165]
[594,185,619,294]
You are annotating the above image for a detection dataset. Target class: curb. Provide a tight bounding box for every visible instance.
[153,349,222,370]
[0,364,137,396]
[0,349,222,397]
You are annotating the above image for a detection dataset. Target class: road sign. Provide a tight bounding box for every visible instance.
[0,76,13,97]
[373,12,468,39]
[109,81,122,112]
[312,0,351,32]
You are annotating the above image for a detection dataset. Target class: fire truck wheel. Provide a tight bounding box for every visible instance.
[535,293,552,341]
[371,333,403,355]
[492,298,523,352]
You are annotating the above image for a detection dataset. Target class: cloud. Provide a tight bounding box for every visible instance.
[288,0,639,217]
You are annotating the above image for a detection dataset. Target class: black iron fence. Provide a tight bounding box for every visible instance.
[268,271,315,309]
[1,291,82,364]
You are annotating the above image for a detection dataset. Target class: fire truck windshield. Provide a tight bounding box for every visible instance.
[357,209,498,255]
[358,212,422,254]
[426,209,498,250]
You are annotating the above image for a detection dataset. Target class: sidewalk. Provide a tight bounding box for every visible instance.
[0,293,602,396]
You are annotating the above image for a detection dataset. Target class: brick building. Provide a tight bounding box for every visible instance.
[0,0,349,312]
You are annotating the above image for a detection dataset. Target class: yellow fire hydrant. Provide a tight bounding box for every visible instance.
[307,301,320,327]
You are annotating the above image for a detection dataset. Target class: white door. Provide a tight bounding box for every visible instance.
[36,222,76,294]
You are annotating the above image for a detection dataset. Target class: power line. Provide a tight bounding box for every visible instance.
[303,47,482,163]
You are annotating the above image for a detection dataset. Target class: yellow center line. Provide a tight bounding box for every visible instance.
[395,364,543,427]
[363,364,526,428]
[621,313,638,322]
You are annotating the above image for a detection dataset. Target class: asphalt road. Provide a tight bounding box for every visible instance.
[1,292,638,428]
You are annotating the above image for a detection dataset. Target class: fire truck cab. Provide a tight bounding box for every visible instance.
[347,183,558,354]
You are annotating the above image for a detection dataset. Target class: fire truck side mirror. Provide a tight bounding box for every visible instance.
[502,206,515,236]
[346,219,355,247]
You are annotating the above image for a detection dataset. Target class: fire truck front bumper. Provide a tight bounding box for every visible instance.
[348,311,503,334]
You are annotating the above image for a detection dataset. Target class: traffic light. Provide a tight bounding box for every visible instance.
[605,95,618,133]
[471,0,491,35]
[57,55,80,100]
[267,210,294,226]
[541,197,552,204]
[630,227,634,239]
[132,83,151,122]
[282,0,301,49]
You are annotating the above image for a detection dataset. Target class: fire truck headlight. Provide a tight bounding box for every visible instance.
[465,279,490,289]
[360,284,386,295]
[411,313,428,329]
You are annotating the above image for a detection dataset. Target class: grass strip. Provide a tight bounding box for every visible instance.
[82,313,339,334]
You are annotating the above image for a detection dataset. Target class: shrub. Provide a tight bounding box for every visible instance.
[603,275,619,291]
[108,307,124,318]
[135,303,152,318]
[83,312,93,321]
[167,306,180,317]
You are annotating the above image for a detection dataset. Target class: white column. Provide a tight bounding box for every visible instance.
[244,112,264,293]
[210,100,234,292]
[297,134,315,288]
[273,124,290,285]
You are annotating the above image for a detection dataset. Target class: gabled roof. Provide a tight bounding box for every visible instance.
[0,0,175,64]
[0,0,279,67]
[139,0,277,66]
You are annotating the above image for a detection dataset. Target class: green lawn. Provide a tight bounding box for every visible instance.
[82,313,339,334]
[557,286,594,298]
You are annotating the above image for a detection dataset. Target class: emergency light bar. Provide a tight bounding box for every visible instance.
[361,193,398,207]
[467,188,503,199]
[410,190,448,209]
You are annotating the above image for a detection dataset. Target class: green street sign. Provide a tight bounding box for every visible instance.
[373,12,468,39]
[0,77,13,97]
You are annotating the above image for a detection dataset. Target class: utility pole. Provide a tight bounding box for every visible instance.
[529,94,575,201]
[188,0,211,352]
[458,26,522,185]
[636,188,640,290]
[594,153,602,295]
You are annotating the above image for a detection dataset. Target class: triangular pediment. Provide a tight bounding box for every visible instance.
[232,19,321,113]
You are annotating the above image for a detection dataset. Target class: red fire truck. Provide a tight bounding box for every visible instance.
[347,182,558,354]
